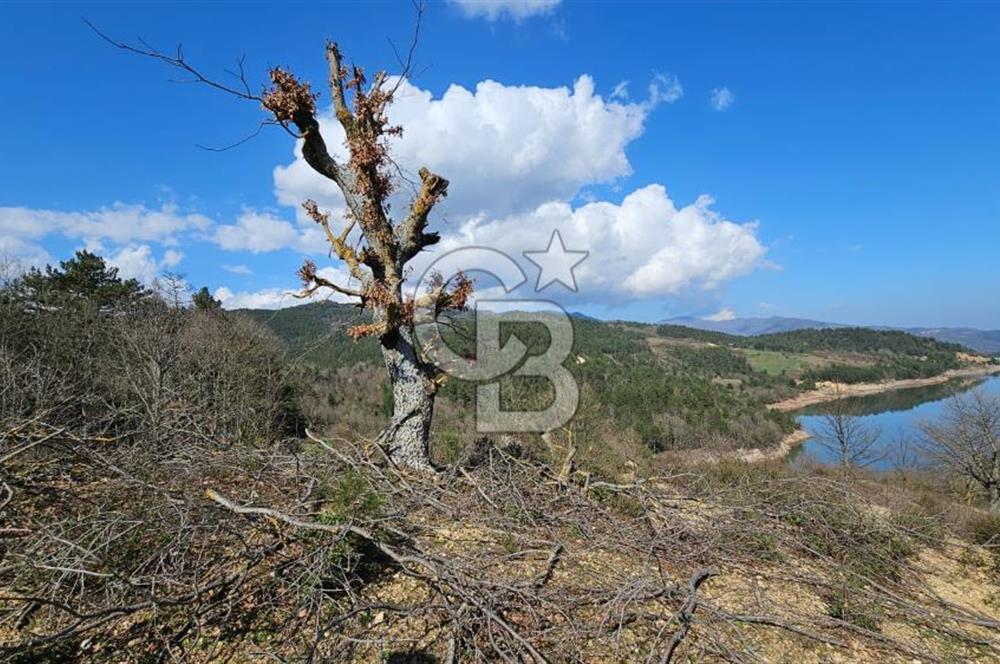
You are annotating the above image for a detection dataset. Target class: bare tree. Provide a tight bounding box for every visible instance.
[921,390,1000,512]
[92,9,471,469]
[889,433,920,483]
[813,389,883,472]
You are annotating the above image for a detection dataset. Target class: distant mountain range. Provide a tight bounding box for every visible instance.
[661,316,1000,355]
[663,316,846,336]
[897,327,1000,355]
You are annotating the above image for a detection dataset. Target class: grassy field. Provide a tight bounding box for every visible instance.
[739,348,827,375]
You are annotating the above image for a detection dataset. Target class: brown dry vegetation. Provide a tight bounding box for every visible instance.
[5,425,1000,662]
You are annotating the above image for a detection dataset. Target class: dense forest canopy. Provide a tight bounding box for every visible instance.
[656,324,968,384]
[657,323,969,355]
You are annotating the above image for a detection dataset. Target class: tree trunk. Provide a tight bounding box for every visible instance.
[380,327,436,471]
[990,484,1000,513]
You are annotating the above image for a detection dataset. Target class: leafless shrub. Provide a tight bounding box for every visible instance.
[813,388,884,471]
[889,434,921,483]
[921,390,1000,512]
[0,291,305,660]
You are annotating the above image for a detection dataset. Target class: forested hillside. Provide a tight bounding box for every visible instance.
[241,302,797,469]
[663,315,1000,354]
[239,301,988,470]
[657,324,970,385]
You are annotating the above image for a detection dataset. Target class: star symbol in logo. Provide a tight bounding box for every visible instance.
[523,230,589,292]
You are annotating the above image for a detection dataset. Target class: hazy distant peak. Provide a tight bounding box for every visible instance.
[659,315,1000,354]
[661,315,845,336]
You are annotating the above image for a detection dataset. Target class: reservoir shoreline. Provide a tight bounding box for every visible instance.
[750,364,1000,464]
[678,365,1000,466]
[767,364,1000,413]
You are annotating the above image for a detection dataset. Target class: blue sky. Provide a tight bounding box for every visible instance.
[2,1,999,328]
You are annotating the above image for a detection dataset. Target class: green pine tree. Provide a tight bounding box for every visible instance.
[191,286,221,310]
[23,250,149,309]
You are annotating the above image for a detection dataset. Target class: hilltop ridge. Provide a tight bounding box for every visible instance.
[662,314,1000,354]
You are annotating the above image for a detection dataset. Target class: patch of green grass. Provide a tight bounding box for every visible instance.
[433,429,464,465]
[319,469,386,525]
[312,470,391,589]
[500,532,519,554]
[825,578,884,631]
[739,349,825,376]
[590,486,645,518]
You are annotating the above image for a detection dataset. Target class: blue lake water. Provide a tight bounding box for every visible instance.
[792,373,1000,470]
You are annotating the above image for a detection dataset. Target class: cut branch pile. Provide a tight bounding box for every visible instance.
[3,422,999,662]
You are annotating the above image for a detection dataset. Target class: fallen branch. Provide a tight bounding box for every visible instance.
[661,568,717,664]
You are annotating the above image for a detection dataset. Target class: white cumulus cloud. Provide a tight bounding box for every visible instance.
[162,249,184,267]
[0,203,210,276]
[273,75,664,222]
[214,209,324,254]
[107,244,183,284]
[7,71,761,307]
[448,0,560,22]
[0,237,52,271]
[214,286,296,310]
[648,73,684,106]
[215,267,355,310]
[265,72,765,303]
[710,87,735,111]
[0,203,211,246]
[705,308,737,322]
[419,185,766,301]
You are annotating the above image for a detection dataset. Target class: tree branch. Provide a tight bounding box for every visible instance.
[84,19,263,103]
[296,259,363,300]
[302,200,368,282]
[87,20,369,238]
[661,568,717,664]
[397,167,449,262]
